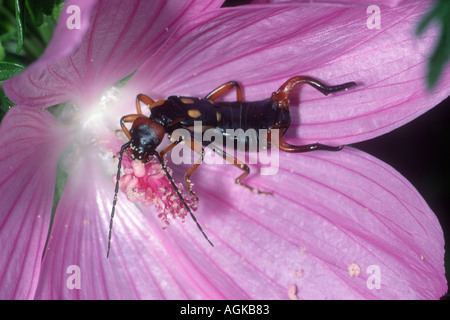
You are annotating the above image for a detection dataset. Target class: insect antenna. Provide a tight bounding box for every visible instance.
[154,152,214,247]
[107,141,130,258]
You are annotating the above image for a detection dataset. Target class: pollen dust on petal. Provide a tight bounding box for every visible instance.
[287,284,299,300]
[299,246,307,255]
[348,263,361,277]
[114,154,198,228]
[293,268,304,278]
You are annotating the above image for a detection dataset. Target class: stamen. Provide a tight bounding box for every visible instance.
[113,154,198,227]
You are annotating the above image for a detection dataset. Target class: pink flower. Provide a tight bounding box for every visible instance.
[114,156,198,228]
[1,0,449,299]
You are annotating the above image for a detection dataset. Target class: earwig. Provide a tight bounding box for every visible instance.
[107,76,356,257]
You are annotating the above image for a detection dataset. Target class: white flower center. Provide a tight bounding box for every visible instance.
[58,87,124,174]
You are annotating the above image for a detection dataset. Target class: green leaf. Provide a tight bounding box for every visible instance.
[41,0,58,15]
[42,159,68,259]
[416,0,450,89]
[0,61,24,80]
[36,13,57,45]
[14,0,24,53]
[115,71,136,88]
[0,88,14,122]
[0,41,5,60]
[25,0,58,27]
[25,0,44,26]
[51,0,65,20]
[427,26,450,88]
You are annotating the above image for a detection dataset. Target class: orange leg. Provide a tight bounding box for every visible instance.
[212,147,272,195]
[119,114,147,139]
[158,136,205,198]
[205,81,242,102]
[167,137,270,197]
[136,93,155,113]
[159,136,183,159]
[183,140,205,198]
[115,95,153,139]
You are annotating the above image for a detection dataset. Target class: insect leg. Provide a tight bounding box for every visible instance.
[136,94,155,113]
[159,134,205,198]
[159,134,185,160]
[164,137,267,198]
[184,140,205,198]
[205,81,242,102]
[271,76,356,111]
[212,146,272,196]
[119,114,147,139]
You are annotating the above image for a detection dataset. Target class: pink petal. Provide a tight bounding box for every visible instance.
[37,0,97,65]
[0,107,68,299]
[3,0,224,108]
[2,0,445,300]
[163,147,445,299]
[33,143,446,298]
[35,152,213,299]
[127,1,450,145]
[250,0,403,7]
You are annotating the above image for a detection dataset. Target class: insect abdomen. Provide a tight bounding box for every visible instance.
[214,99,272,131]
[211,99,289,151]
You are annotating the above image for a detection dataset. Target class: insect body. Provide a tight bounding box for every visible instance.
[107,76,356,257]
[151,95,285,153]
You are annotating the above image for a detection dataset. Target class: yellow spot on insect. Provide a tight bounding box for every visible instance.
[216,112,222,122]
[181,98,195,104]
[288,284,298,300]
[348,263,361,277]
[187,109,202,118]
[185,125,215,132]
